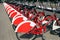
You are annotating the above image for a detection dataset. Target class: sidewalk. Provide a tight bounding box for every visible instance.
[0,3,17,40]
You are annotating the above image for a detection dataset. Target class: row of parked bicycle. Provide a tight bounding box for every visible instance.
[3,2,60,40]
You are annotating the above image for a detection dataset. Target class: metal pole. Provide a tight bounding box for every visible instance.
[41,28,45,40]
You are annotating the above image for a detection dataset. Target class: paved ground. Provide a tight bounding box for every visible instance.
[0,3,18,40]
[0,3,60,40]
